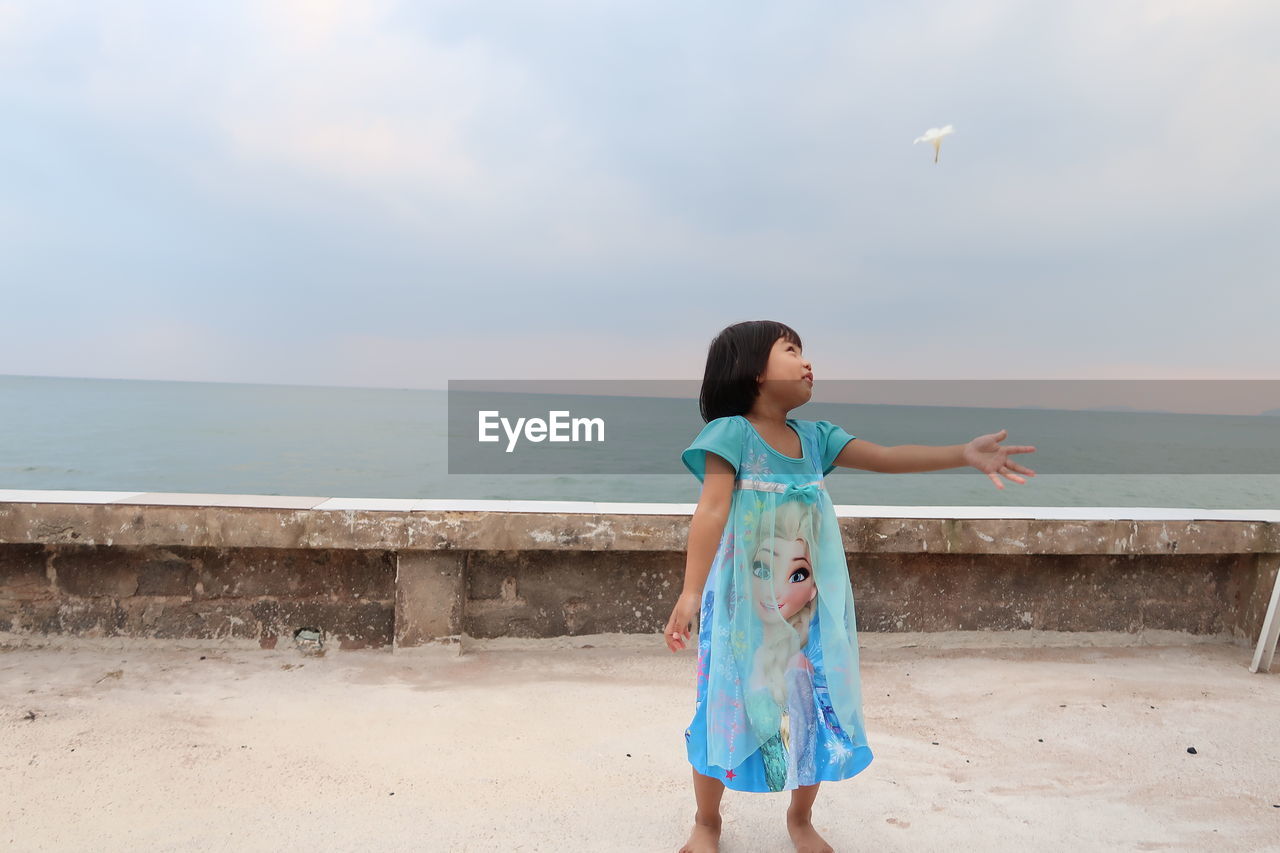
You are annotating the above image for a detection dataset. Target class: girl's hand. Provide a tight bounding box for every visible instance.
[664,591,701,652]
[962,428,1037,490]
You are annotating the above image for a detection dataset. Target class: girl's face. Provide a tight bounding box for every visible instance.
[751,536,817,621]
[757,336,813,405]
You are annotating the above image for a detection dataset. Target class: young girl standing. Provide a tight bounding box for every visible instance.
[666,320,1037,853]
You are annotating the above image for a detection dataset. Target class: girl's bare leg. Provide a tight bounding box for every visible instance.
[787,783,834,853]
[678,767,725,852]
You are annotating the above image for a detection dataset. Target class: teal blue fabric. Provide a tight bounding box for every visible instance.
[680,416,747,482]
[814,419,858,476]
[681,415,873,793]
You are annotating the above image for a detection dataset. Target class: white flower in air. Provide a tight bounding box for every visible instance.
[913,125,955,163]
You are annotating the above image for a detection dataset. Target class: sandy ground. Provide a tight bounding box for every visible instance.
[3,633,1279,853]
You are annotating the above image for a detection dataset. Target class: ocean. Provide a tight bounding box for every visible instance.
[1,374,1277,509]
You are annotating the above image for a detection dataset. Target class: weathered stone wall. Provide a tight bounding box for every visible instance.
[1,499,1276,650]
[0,542,396,648]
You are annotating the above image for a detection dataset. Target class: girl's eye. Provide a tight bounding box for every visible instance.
[789,567,810,584]
[752,560,772,579]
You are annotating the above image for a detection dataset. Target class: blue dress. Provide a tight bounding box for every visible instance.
[681,415,874,793]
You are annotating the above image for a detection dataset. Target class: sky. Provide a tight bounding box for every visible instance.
[1,0,1278,390]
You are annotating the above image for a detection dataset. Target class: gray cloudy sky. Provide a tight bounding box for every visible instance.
[2,0,1277,389]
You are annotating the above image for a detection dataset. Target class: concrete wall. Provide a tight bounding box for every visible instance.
[1,493,1276,651]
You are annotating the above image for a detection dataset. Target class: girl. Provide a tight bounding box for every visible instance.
[666,320,1037,853]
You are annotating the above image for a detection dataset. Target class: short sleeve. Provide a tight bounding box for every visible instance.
[814,420,857,476]
[680,416,744,483]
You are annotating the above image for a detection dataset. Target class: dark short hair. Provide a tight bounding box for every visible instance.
[698,320,803,422]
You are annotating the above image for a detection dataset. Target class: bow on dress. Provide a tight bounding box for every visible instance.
[781,482,823,505]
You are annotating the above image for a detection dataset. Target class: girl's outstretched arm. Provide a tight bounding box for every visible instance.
[664,452,734,652]
[869,428,1038,489]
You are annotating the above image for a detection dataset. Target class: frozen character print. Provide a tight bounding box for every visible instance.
[744,497,822,792]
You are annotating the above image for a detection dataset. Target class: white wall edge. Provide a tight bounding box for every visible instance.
[0,489,1276,521]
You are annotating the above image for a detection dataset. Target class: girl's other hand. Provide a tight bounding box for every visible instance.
[963,428,1038,490]
[664,591,701,652]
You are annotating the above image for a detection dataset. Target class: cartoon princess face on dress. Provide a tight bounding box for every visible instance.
[750,536,817,622]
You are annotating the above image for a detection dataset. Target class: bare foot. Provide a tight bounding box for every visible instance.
[787,810,834,853]
[679,815,722,852]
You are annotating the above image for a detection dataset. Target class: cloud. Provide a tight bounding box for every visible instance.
[1,0,1277,385]
[11,0,1278,262]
